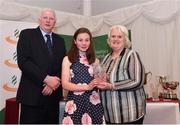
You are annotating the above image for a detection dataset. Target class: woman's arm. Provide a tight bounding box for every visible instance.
[113,51,145,90]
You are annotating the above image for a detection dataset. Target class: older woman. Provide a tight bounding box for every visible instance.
[97,25,146,124]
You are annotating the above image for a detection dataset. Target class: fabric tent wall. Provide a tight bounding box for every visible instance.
[0,0,180,122]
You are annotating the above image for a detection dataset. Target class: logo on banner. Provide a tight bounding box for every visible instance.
[4,29,19,68]
[5,29,19,45]
[3,75,18,92]
[3,29,20,92]
[4,52,18,68]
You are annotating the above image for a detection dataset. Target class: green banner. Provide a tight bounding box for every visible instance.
[61,29,131,61]
[61,34,110,61]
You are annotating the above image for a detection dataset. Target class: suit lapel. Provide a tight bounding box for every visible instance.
[51,33,58,57]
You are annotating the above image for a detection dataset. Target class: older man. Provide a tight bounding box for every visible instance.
[16,8,66,124]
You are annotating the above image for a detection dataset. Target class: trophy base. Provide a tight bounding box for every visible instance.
[159,92,178,100]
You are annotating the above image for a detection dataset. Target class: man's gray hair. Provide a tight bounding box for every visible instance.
[40,8,56,20]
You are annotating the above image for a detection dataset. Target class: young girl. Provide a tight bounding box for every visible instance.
[61,27,104,124]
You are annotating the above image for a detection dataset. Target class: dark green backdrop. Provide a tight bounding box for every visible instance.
[62,29,131,61]
[61,34,110,61]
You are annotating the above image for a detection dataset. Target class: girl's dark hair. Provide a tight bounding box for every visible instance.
[67,27,96,64]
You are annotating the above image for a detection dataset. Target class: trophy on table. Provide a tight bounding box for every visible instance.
[158,76,179,100]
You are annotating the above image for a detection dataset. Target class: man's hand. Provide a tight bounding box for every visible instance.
[42,85,53,96]
[43,75,61,90]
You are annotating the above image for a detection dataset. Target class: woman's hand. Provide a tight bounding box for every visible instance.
[87,79,99,90]
[95,79,113,90]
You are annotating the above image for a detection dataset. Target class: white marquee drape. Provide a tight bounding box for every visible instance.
[0,0,180,97]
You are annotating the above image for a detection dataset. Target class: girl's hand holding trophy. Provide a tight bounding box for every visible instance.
[92,63,111,90]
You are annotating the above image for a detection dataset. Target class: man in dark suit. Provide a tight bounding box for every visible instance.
[16,8,66,124]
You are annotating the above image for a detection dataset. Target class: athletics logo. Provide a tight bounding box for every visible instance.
[5,29,19,45]
[3,75,18,92]
[2,29,20,92]
[4,51,18,68]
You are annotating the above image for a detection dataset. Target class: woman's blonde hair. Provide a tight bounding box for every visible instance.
[108,25,131,49]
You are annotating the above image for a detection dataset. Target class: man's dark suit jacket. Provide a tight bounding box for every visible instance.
[16,27,66,106]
